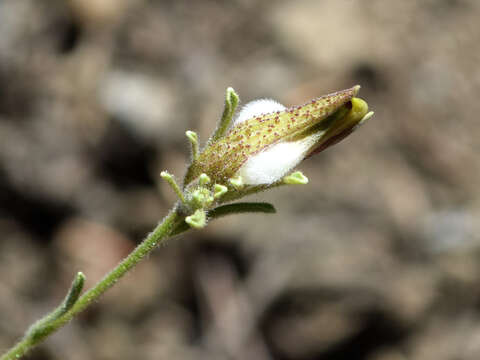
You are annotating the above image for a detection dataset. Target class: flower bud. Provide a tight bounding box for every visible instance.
[184,86,372,187]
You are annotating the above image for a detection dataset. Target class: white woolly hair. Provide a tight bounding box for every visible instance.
[238,136,318,185]
[233,99,286,126]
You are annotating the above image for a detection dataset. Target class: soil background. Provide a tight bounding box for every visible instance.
[1,1,480,359]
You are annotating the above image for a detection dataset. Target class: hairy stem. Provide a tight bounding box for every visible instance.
[0,208,185,360]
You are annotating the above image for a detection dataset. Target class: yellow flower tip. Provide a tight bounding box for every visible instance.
[323,97,369,138]
[346,97,369,125]
[305,96,371,158]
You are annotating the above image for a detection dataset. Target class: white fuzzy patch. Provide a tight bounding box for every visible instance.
[238,137,317,185]
[234,99,285,126]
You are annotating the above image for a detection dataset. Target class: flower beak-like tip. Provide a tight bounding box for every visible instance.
[185,85,373,187]
[306,95,373,158]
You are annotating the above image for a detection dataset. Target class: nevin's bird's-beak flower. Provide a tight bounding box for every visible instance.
[186,85,372,186]
[162,86,373,229]
[4,85,373,358]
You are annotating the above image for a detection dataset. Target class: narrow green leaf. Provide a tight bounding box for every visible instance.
[61,272,85,313]
[25,272,86,342]
[208,202,276,219]
[170,202,276,236]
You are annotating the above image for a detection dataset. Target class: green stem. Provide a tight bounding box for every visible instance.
[0,208,184,360]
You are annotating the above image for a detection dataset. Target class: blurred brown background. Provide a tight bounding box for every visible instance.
[1,0,480,359]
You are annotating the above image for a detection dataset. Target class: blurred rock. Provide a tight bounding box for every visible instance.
[99,70,178,141]
[69,0,132,26]
[53,218,134,288]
